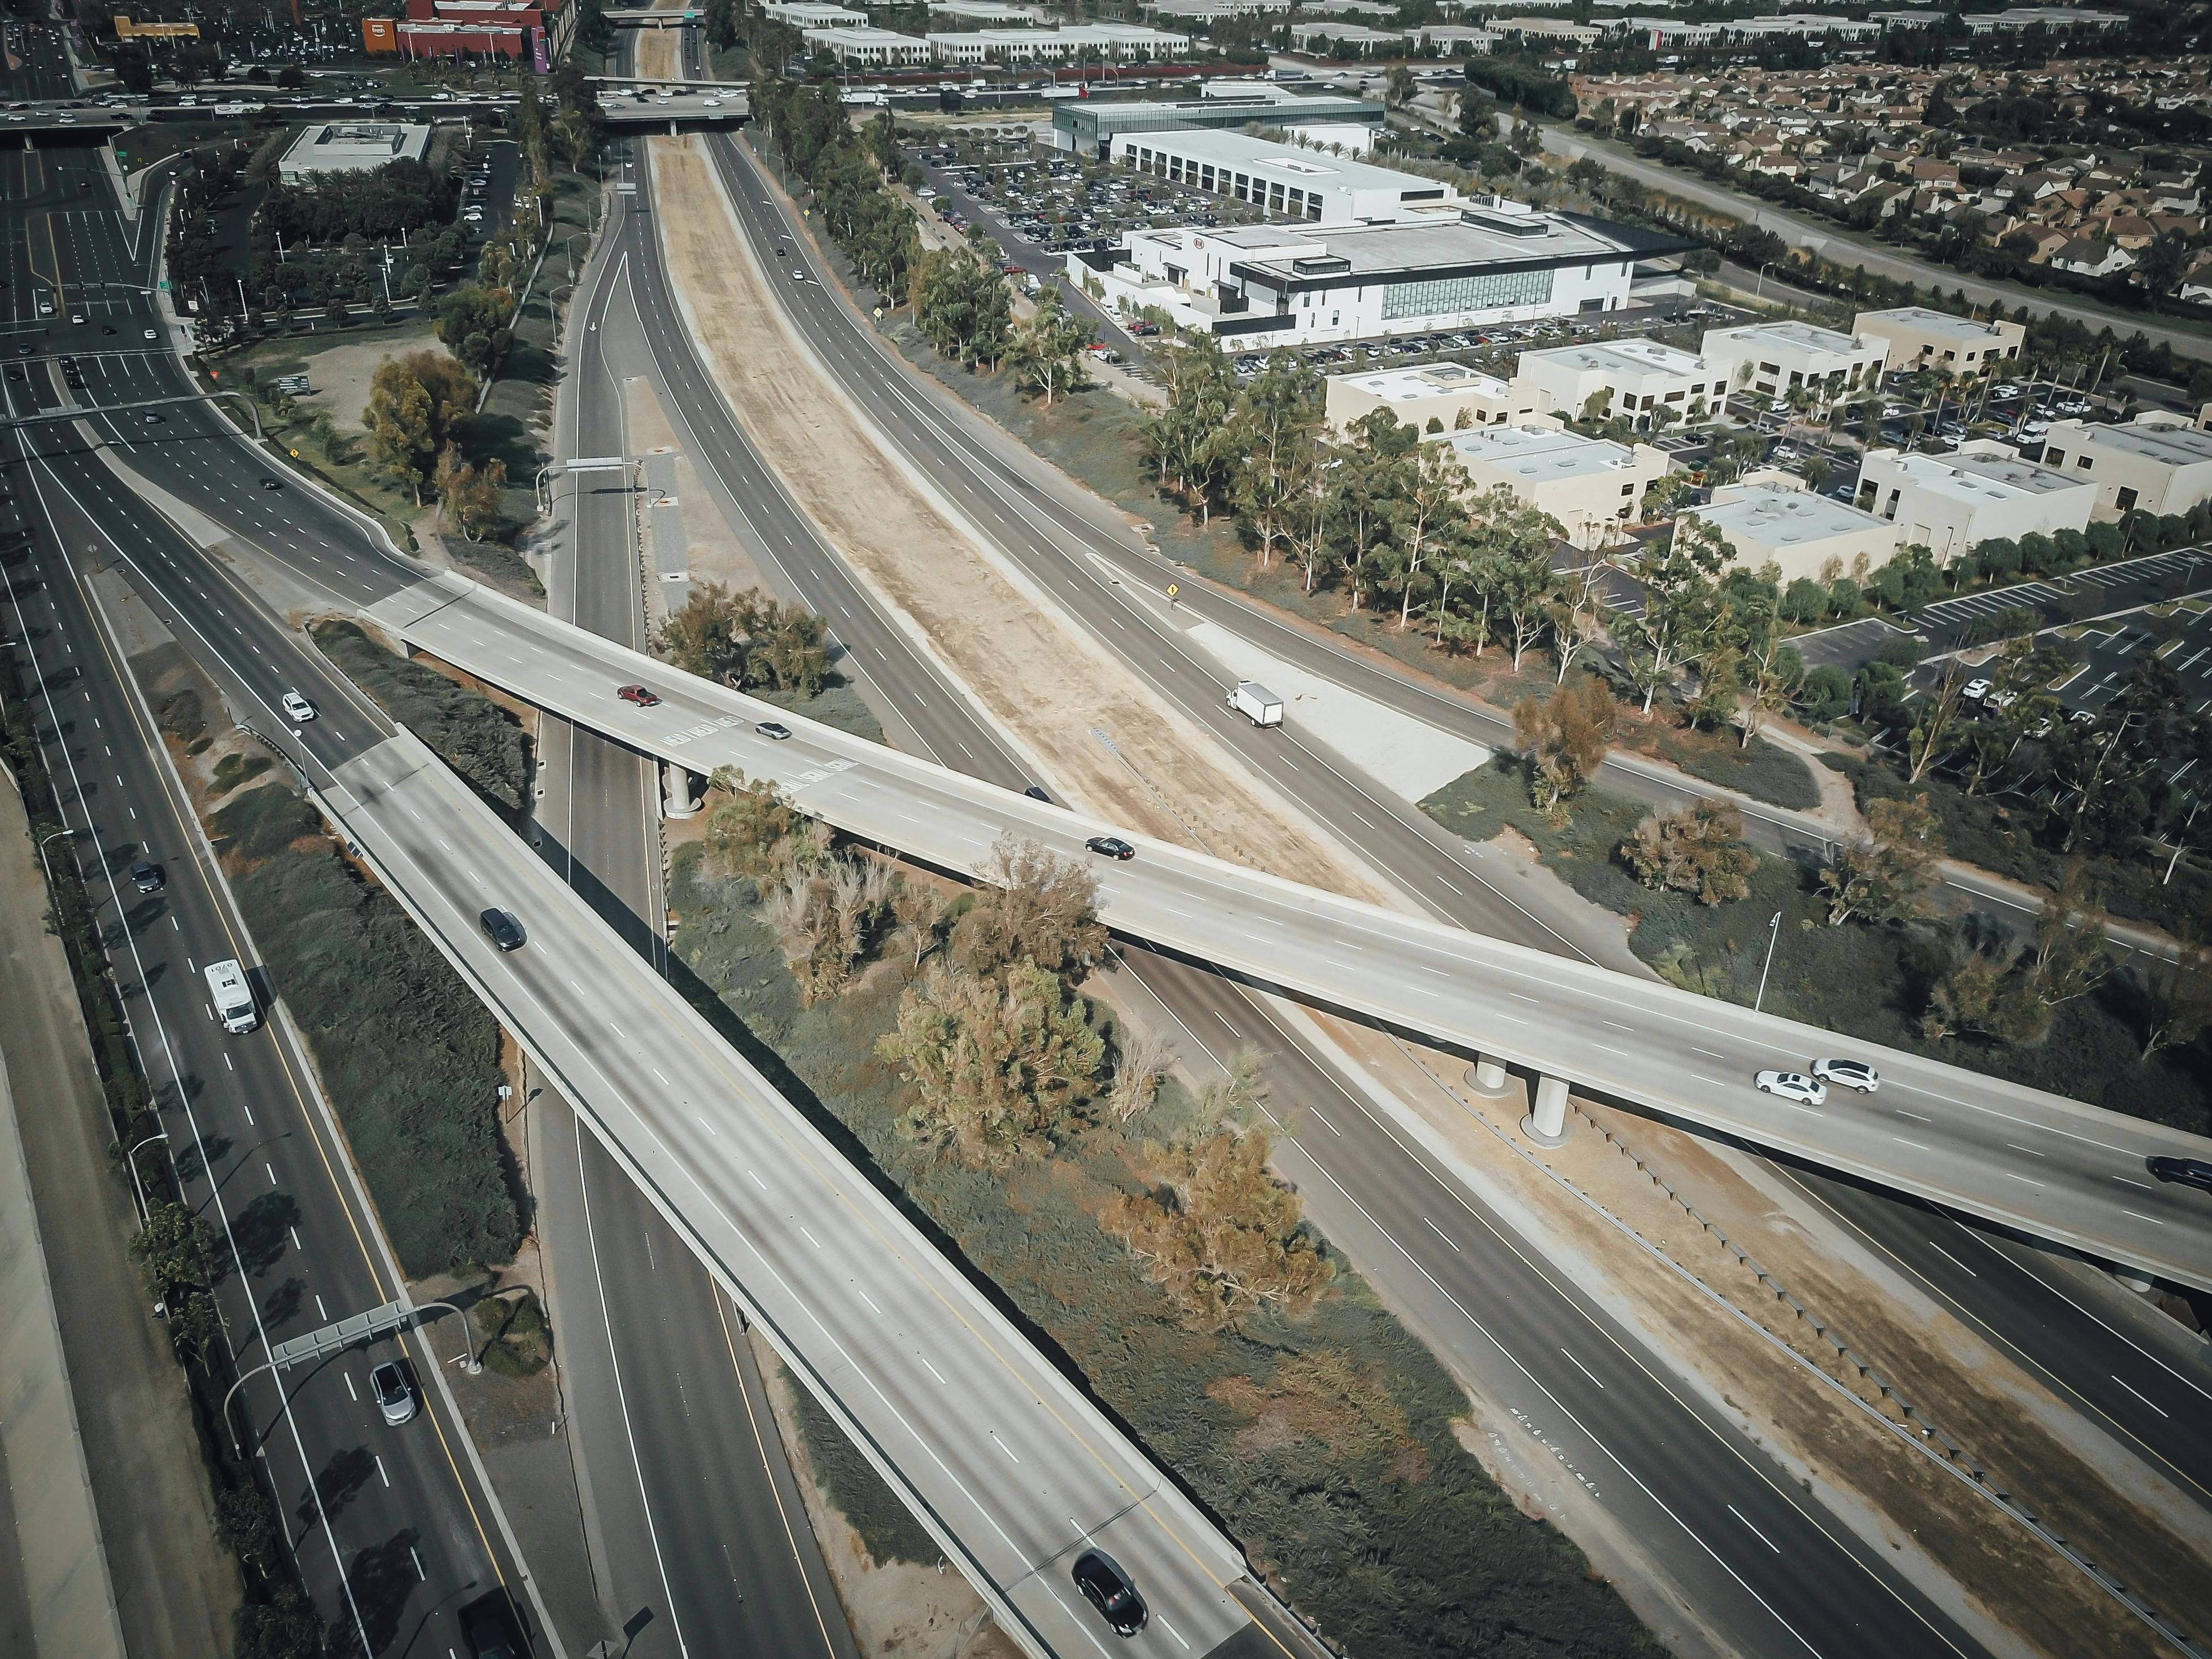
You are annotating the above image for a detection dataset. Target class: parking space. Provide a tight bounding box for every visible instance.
[2049,600,2212,720]
[1912,545,2212,647]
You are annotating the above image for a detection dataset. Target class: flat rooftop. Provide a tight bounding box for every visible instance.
[1116,128,1459,205]
[279,122,430,175]
[1692,484,1890,546]
[1437,424,1642,483]
[1882,445,2086,502]
[1223,206,1669,284]
[2080,419,2212,467]
[1519,336,1707,378]
[1857,305,2013,342]
[1704,319,1866,356]
[1337,362,1510,401]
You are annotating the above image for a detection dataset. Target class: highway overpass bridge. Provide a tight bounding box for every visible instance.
[362,569,2212,1297]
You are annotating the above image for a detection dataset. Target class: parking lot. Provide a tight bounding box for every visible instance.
[2047,596,2212,720]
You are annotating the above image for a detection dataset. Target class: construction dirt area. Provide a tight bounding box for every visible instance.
[648,135,1395,906]
[639,130,2212,1659]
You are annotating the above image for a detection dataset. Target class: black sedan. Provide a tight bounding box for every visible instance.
[1071,1549,1146,1637]
[1084,836,1134,861]
[2148,1156,2212,1193]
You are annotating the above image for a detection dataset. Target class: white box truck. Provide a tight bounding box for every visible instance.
[1227,681,1283,728]
[205,960,259,1034]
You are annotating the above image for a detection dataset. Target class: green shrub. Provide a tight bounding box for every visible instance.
[212,785,519,1274]
[312,620,528,812]
[210,751,272,796]
[666,845,1655,1657]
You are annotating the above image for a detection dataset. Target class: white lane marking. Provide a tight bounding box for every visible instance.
[1560,1348,1606,1390]
[2110,1374,2169,1419]
[1422,1215,1458,1251]
[1728,1505,1781,1555]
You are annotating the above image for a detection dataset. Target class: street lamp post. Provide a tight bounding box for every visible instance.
[1756,260,1776,298]
[124,1130,169,1221]
[1753,909,1782,1013]
[37,826,80,894]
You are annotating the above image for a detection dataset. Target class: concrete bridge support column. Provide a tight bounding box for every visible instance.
[1464,1055,1510,1096]
[661,761,700,819]
[1522,1074,1571,1147]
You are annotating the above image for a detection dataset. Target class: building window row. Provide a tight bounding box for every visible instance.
[1380,266,1553,321]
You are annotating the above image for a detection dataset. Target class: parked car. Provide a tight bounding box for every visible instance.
[1754,1070,1828,1106]
[478,908,526,952]
[1961,679,1994,701]
[1071,1549,1147,1637]
[1810,1057,1879,1093]
[616,684,661,707]
[370,1361,417,1426]
[1084,835,1135,861]
[279,691,316,723]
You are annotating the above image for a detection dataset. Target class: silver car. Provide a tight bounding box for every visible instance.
[370,1362,416,1426]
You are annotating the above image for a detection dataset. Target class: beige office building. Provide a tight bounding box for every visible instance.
[1698,320,1885,405]
[1852,306,2025,379]
[1433,424,1670,545]
[1324,362,1518,432]
[1509,338,1720,430]
[1855,440,2094,562]
[2035,413,2212,521]
[1680,481,1899,585]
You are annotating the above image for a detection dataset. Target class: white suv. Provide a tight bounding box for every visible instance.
[280,691,316,723]
[1811,1057,1880,1093]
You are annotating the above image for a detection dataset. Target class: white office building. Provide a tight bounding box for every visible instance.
[1073,198,1661,348]
[1435,424,1672,545]
[1325,362,1517,431]
[1698,320,1886,405]
[927,23,1192,60]
[279,122,431,182]
[764,1,862,25]
[2036,413,2212,522]
[1682,481,1900,585]
[1510,338,1719,430]
[925,0,1044,20]
[801,23,932,63]
[1110,129,1461,226]
[1855,440,2096,562]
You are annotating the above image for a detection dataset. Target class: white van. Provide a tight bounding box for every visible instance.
[205,959,259,1034]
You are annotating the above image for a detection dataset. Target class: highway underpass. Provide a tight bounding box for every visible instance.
[362,571,2212,1296]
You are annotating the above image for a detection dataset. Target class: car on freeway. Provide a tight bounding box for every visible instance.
[130,857,164,894]
[1071,1549,1147,1637]
[1810,1057,1879,1093]
[1961,678,1994,701]
[279,691,316,723]
[1023,784,1051,802]
[755,720,793,741]
[370,1361,417,1426]
[616,683,662,707]
[142,411,165,424]
[1085,835,1135,861]
[260,476,282,491]
[479,908,526,952]
[1754,1070,1827,1106]
[457,1592,526,1658]
[790,268,807,282]
[2148,1156,2212,1192]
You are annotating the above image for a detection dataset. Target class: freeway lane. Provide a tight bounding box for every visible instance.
[0,400,536,1654]
[367,572,2212,1293]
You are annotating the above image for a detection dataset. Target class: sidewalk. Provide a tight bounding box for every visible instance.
[0,774,236,1658]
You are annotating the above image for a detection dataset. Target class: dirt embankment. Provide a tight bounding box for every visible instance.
[646,135,1394,905]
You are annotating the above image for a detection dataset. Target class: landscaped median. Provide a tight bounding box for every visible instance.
[663,780,1658,1659]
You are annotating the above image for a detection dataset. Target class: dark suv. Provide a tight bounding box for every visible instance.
[2148,1156,2212,1194]
[478,908,526,952]
[1071,1549,1146,1637]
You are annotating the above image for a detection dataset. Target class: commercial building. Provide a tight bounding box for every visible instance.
[1698,319,1885,405]
[763,1,862,24]
[1109,129,1461,226]
[2036,413,2212,521]
[1510,337,1719,429]
[1959,7,2128,30]
[1435,424,1671,544]
[1680,481,1899,585]
[802,23,932,63]
[1853,306,2025,378]
[1286,21,1409,52]
[1411,24,1497,52]
[1324,362,1516,432]
[1855,440,2095,562]
[278,122,432,182]
[927,23,1192,60]
[1073,199,1676,348]
[1048,80,1384,154]
[926,0,1044,19]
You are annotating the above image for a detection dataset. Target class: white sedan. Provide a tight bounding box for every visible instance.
[1755,1070,1828,1107]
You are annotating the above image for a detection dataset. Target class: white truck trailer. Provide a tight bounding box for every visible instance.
[1227,681,1283,728]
